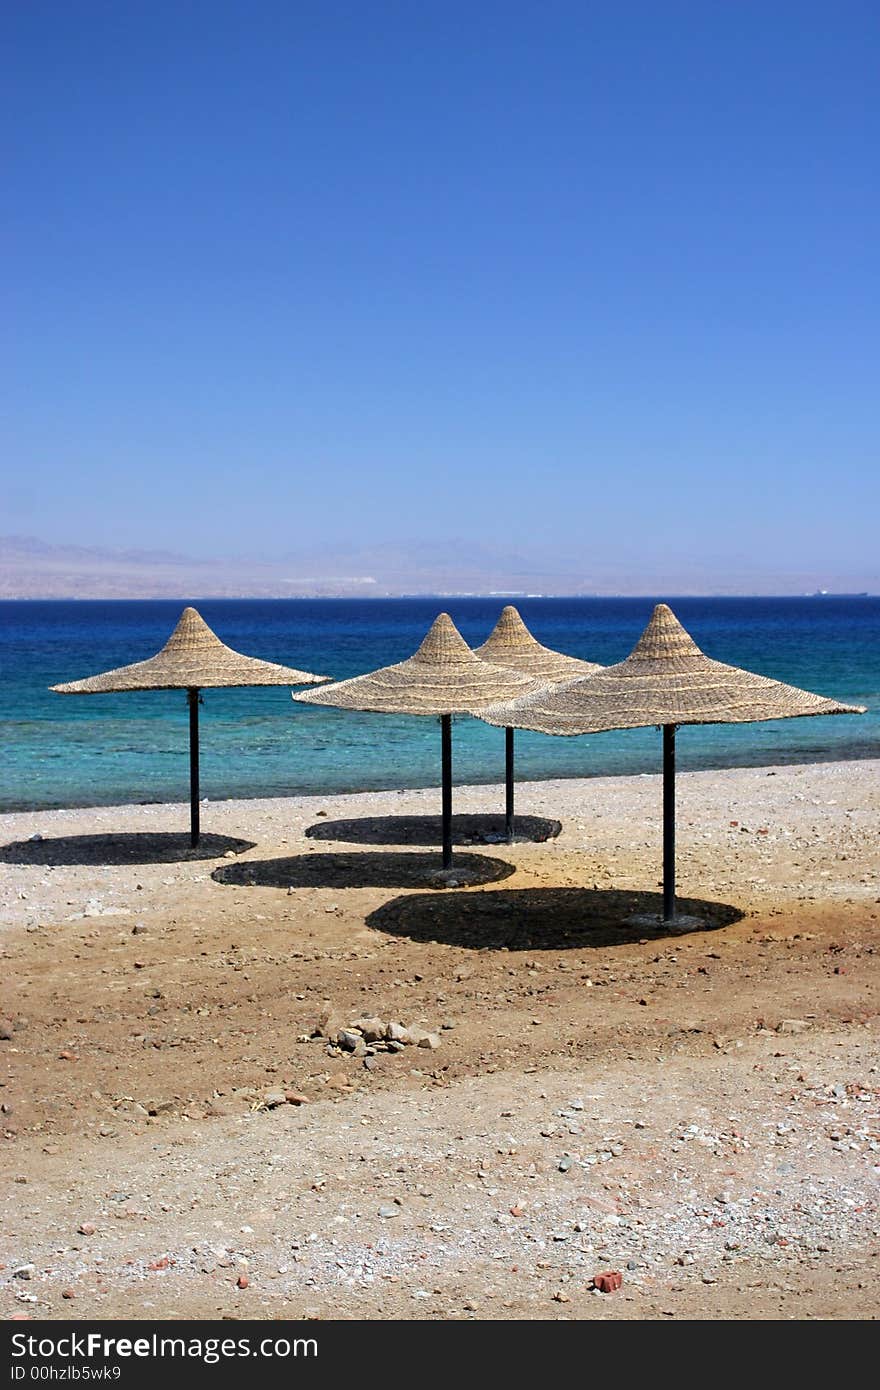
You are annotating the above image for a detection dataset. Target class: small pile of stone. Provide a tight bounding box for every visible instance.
[314,1010,441,1057]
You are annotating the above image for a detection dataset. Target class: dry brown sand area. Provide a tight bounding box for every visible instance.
[1,760,878,1321]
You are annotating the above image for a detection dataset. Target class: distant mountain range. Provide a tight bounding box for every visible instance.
[0,535,875,599]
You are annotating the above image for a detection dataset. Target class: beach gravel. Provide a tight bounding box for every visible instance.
[0,761,878,1320]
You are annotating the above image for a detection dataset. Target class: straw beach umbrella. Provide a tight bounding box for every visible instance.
[473,606,603,840]
[293,613,544,869]
[482,603,864,923]
[51,607,328,846]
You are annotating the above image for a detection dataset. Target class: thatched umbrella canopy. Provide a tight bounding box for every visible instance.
[473,605,603,840]
[293,612,544,868]
[52,607,328,846]
[482,603,865,922]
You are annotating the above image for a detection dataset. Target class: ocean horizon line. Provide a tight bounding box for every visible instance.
[1,591,876,604]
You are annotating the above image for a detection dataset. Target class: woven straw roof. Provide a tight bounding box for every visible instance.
[51,607,329,693]
[293,612,545,717]
[474,605,603,683]
[480,603,865,734]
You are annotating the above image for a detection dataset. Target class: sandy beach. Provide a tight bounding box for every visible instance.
[1,759,878,1321]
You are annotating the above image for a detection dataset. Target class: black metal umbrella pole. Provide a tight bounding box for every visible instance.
[662,723,676,922]
[441,713,453,869]
[188,687,201,847]
[505,726,515,842]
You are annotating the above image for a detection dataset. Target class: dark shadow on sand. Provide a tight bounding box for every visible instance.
[212,850,516,891]
[305,813,562,847]
[0,832,255,867]
[366,886,744,950]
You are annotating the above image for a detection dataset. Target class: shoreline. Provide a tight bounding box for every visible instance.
[3,747,878,819]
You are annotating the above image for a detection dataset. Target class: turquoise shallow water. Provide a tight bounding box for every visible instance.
[1,597,876,812]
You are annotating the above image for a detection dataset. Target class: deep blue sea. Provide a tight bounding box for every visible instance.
[1,597,877,812]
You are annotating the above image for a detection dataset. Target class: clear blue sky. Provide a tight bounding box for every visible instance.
[3,1,877,579]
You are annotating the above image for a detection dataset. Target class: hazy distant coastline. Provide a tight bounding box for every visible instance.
[1,535,876,600]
